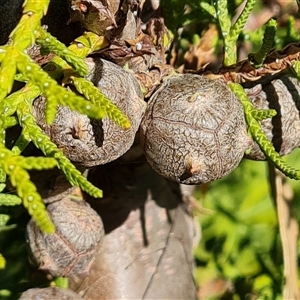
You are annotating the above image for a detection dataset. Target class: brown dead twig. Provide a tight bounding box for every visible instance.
[202,42,300,83]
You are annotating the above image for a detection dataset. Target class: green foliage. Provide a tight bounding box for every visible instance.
[71,76,131,129]
[229,82,300,180]
[16,97,103,198]
[1,0,300,298]
[194,159,282,298]
[166,0,300,298]
[16,50,106,124]
[0,143,56,233]
[250,108,277,122]
[54,277,69,289]
[284,16,299,45]
[44,32,109,80]
[250,19,277,67]
[197,1,216,19]
[0,0,130,270]
[36,28,89,77]
[68,32,109,59]
[0,195,22,207]
[216,0,256,65]
[0,0,131,237]
[195,148,300,298]
[0,0,49,100]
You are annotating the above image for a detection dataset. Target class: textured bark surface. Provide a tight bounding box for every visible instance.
[19,286,83,300]
[34,57,145,167]
[140,74,252,184]
[69,158,197,299]
[243,73,300,160]
[27,196,104,277]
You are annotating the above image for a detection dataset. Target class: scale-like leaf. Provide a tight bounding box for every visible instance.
[216,0,256,65]
[0,214,9,227]
[69,32,109,57]
[4,83,40,118]
[16,51,108,124]
[36,28,88,76]
[251,109,277,121]
[71,76,131,129]
[10,0,50,49]
[11,131,31,155]
[0,193,22,206]
[250,19,277,67]
[16,99,103,198]
[0,144,55,233]
[229,82,300,180]
[10,166,55,233]
[17,156,57,170]
[0,51,17,100]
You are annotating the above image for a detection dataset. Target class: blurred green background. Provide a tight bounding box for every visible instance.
[194,149,300,299]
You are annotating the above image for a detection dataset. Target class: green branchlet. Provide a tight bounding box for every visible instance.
[36,28,89,77]
[0,143,56,233]
[16,50,108,124]
[4,84,40,119]
[215,0,231,37]
[0,1,56,239]
[69,32,109,58]
[0,193,22,206]
[215,0,256,65]
[0,0,116,247]
[0,213,9,227]
[44,31,109,74]
[0,183,22,206]
[0,0,50,101]
[229,82,300,180]
[16,98,103,198]
[71,76,131,129]
[11,130,31,156]
[0,0,128,208]
[0,167,6,183]
[43,32,109,81]
[54,277,69,289]
[43,33,130,129]
[199,2,216,19]
[0,49,17,100]
[3,117,18,129]
[250,19,277,67]
[10,0,50,50]
[1,28,112,202]
[251,108,277,121]
[230,0,256,39]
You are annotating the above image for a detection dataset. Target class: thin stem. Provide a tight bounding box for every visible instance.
[222,0,257,66]
[251,19,277,67]
[268,164,299,299]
